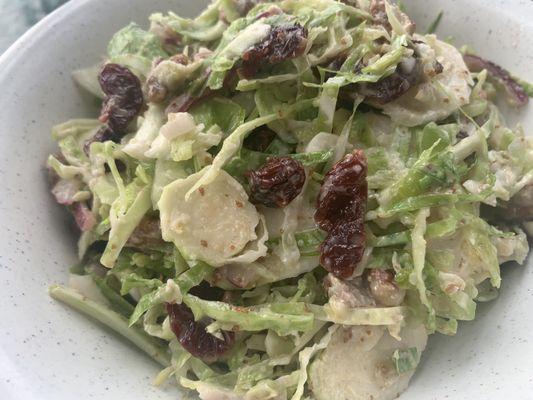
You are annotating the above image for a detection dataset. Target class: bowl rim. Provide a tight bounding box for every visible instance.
[1,1,531,399]
[0,0,92,74]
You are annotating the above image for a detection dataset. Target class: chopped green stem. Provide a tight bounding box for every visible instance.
[92,276,135,317]
[49,285,170,366]
[309,304,406,326]
[371,217,458,247]
[426,11,443,34]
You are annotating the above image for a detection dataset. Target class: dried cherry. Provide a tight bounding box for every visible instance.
[241,24,308,77]
[315,150,367,232]
[320,218,365,279]
[166,302,235,361]
[359,57,421,104]
[247,156,305,208]
[315,150,368,279]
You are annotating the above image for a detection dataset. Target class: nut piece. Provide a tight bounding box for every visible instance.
[366,269,405,306]
[324,274,376,309]
[145,76,168,103]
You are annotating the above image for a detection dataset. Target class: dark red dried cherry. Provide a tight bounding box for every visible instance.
[315,150,368,232]
[320,218,365,279]
[241,24,308,77]
[359,58,421,105]
[166,302,235,362]
[247,156,305,208]
[315,150,368,279]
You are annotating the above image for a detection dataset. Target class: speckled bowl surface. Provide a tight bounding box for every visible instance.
[0,0,531,399]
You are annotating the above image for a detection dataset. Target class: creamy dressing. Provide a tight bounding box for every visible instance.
[224,22,271,59]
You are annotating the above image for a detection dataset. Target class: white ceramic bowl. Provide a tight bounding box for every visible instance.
[0,1,531,399]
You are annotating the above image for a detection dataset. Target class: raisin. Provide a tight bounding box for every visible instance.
[247,156,305,208]
[98,63,144,133]
[241,24,308,77]
[320,219,365,279]
[83,125,119,154]
[359,57,421,105]
[315,150,367,232]
[166,303,235,361]
[315,150,368,279]
[189,281,225,301]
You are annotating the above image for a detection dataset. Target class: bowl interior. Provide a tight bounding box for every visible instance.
[0,1,531,399]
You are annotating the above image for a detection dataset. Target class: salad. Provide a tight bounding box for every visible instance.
[47,0,532,399]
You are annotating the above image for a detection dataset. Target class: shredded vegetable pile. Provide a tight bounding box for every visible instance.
[47,1,532,399]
